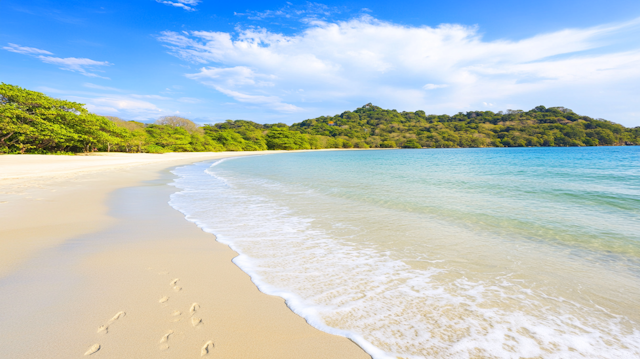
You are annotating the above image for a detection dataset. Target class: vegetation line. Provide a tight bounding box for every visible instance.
[1,83,638,154]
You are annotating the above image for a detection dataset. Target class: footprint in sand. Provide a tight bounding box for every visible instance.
[159,329,174,350]
[97,311,126,334]
[170,279,182,292]
[191,317,203,327]
[201,341,214,356]
[84,344,101,356]
[110,311,126,322]
[159,296,169,304]
[171,310,182,322]
[160,330,174,343]
[189,303,200,317]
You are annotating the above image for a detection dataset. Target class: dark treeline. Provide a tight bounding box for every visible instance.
[1,83,639,154]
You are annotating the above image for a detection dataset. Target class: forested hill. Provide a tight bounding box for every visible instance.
[1,83,639,154]
[292,103,640,148]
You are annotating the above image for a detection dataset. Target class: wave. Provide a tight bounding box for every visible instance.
[168,158,640,358]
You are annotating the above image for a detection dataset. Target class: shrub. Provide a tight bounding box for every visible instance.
[402,139,421,148]
[380,140,397,148]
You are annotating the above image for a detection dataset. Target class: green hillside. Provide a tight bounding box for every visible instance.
[1,83,638,154]
[292,103,640,148]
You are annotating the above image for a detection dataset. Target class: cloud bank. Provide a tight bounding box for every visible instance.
[158,15,640,124]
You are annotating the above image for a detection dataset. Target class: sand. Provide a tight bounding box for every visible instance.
[0,153,370,359]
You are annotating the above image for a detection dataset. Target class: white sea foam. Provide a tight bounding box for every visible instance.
[169,159,640,359]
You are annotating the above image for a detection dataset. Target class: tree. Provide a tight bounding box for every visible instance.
[208,130,246,151]
[265,128,309,150]
[155,116,199,133]
[0,83,124,153]
[145,124,192,151]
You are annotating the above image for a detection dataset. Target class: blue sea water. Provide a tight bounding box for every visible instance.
[170,147,640,358]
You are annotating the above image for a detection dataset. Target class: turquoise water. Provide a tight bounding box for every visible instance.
[170,147,640,358]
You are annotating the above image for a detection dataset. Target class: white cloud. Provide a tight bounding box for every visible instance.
[83,83,122,92]
[185,66,298,111]
[178,97,202,103]
[234,2,339,21]
[130,94,172,100]
[157,16,640,124]
[423,84,448,90]
[88,96,162,112]
[79,95,168,121]
[38,56,111,78]
[3,43,52,55]
[214,86,301,112]
[186,66,276,87]
[156,0,200,11]
[37,86,182,122]
[4,43,111,78]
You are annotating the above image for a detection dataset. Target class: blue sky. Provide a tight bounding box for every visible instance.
[2,0,640,126]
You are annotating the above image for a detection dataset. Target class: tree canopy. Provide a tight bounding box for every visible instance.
[0,83,127,154]
[155,115,199,133]
[291,103,640,148]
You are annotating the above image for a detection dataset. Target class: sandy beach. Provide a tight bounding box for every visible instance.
[0,153,370,358]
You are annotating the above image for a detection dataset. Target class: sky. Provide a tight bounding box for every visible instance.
[1,0,640,127]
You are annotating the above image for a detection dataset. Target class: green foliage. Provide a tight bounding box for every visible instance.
[146,144,169,153]
[2,84,638,154]
[203,120,268,151]
[402,139,422,148]
[0,83,125,153]
[144,124,193,151]
[265,127,310,150]
[292,103,640,149]
[207,130,247,151]
[155,115,199,133]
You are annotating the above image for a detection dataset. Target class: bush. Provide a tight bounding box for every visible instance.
[146,144,169,153]
[380,140,397,148]
[402,139,421,148]
[265,128,309,150]
[326,138,343,148]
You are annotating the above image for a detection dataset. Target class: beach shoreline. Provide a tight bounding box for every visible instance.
[0,152,370,358]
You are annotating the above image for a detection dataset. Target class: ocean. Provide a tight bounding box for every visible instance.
[169,147,640,358]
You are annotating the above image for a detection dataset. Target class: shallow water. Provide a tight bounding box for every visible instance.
[170,147,640,358]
